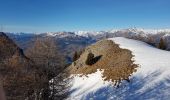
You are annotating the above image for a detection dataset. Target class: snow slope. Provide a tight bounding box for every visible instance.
[68,37,170,100]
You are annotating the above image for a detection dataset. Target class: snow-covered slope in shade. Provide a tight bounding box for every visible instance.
[68,37,170,100]
[69,70,110,100]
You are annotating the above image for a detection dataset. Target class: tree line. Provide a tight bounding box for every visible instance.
[0,35,69,100]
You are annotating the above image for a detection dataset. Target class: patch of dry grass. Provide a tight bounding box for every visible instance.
[68,39,138,86]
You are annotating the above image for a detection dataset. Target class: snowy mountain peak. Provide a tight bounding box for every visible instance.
[127,28,170,34]
[43,28,170,39]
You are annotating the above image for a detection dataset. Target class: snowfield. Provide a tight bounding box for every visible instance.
[69,70,111,100]
[68,37,170,100]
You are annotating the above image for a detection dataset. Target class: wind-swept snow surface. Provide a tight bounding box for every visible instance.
[69,70,111,100]
[68,37,170,100]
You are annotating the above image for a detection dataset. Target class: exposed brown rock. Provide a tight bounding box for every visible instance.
[68,39,138,86]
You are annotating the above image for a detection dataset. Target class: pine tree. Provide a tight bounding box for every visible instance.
[73,51,78,62]
[158,38,166,50]
[85,52,94,65]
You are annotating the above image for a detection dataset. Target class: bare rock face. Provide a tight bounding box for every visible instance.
[68,39,138,86]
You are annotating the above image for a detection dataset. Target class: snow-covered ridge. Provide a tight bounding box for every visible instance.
[68,37,170,100]
[111,37,170,77]
[44,28,170,38]
[45,31,104,38]
[74,31,104,37]
[109,28,170,34]
[7,28,170,37]
[45,32,76,38]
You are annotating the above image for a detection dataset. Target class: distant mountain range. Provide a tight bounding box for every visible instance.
[6,27,170,48]
[6,28,170,37]
[40,28,170,38]
[3,28,170,64]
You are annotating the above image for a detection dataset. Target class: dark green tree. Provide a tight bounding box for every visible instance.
[158,38,166,50]
[73,51,78,62]
[85,52,94,65]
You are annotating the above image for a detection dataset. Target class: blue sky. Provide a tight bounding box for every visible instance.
[0,0,170,32]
